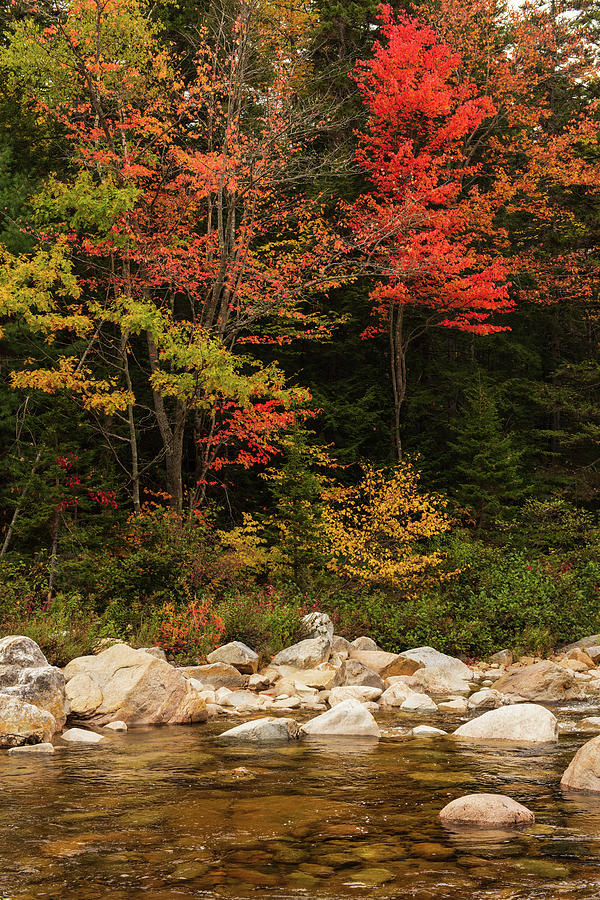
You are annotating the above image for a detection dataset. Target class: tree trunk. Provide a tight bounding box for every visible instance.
[146,331,186,511]
[120,331,140,513]
[389,303,407,461]
[0,448,43,558]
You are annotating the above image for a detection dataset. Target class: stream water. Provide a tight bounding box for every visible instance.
[2,709,600,900]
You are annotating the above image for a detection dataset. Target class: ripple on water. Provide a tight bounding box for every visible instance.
[0,722,599,898]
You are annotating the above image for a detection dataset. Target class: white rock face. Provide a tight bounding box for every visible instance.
[333,659,384,690]
[301,612,334,641]
[179,663,246,690]
[220,690,266,710]
[400,693,438,712]
[468,689,505,710]
[273,665,337,690]
[561,734,600,793]
[439,793,535,827]
[331,635,351,653]
[380,681,416,707]
[62,727,104,743]
[399,646,472,680]
[248,672,275,691]
[218,717,299,743]
[207,641,259,674]
[0,635,66,729]
[412,725,447,736]
[8,741,54,754]
[350,636,378,651]
[103,720,127,731]
[576,717,600,732]
[453,704,558,744]
[0,695,56,748]
[328,686,382,706]
[300,698,380,738]
[138,647,167,661]
[494,660,584,702]
[438,698,468,714]
[271,638,331,669]
[411,667,471,698]
[63,644,207,726]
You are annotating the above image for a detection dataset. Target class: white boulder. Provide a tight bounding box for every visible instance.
[207,641,259,674]
[63,644,207,726]
[439,793,535,827]
[300,698,380,738]
[453,704,558,744]
[218,716,299,742]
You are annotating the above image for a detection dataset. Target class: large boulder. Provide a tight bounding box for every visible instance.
[401,693,438,712]
[0,695,56,747]
[350,636,378,651]
[328,686,382,706]
[453,703,558,744]
[271,637,331,669]
[379,680,416,707]
[411,666,471,698]
[332,659,384,691]
[0,636,66,730]
[439,794,535,828]
[178,662,246,690]
[399,646,472,680]
[301,612,334,641]
[347,649,422,678]
[272,665,337,690]
[300,698,380,738]
[64,644,207,726]
[560,734,600,793]
[561,634,600,653]
[218,717,299,743]
[467,689,505,711]
[493,660,584,702]
[207,641,259,674]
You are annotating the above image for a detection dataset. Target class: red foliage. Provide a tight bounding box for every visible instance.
[348,5,511,335]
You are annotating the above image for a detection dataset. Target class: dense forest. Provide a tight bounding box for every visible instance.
[1,0,600,665]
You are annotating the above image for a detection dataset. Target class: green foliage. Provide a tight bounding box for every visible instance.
[215,589,303,661]
[449,376,526,526]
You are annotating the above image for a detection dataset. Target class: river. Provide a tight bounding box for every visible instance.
[2,709,600,899]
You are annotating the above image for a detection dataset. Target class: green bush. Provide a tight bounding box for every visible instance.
[215,589,303,662]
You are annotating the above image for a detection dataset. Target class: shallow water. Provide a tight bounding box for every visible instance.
[2,709,600,900]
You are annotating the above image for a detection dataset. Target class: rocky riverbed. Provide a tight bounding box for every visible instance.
[4,615,600,897]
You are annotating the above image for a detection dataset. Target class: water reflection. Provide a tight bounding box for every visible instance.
[0,717,599,898]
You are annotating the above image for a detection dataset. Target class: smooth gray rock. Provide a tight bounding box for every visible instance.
[399,646,472,680]
[0,636,66,729]
[8,741,54,754]
[561,734,600,793]
[453,704,558,744]
[300,698,380,738]
[350,636,378,651]
[271,637,331,669]
[440,793,535,827]
[218,717,299,743]
[332,659,384,691]
[207,641,259,674]
[62,727,104,743]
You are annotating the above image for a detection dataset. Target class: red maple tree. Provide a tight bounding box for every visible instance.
[348,5,511,456]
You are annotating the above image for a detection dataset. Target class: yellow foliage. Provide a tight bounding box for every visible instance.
[321,461,452,596]
[217,514,268,574]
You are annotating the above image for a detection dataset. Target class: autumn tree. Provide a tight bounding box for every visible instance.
[347,5,511,458]
[0,0,346,513]
[321,461,451,595]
